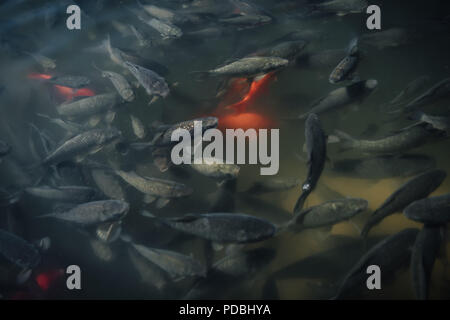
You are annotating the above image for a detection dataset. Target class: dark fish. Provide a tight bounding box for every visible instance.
[48,76,91,89]
[124,61,170,98]
[193,56,289,79]
[38,200,129,227]
[361,169,446,238]
[333,228,419,299]
[250,40,307,62]
[293,114,327,213]
[382,76,430,111]
[329,38,359,84]
[184,248,276,299]
[219,14,272,28]
[142,212,276,244]
[56,93,121,119]
[403,78,450,113]
[123,237,207,280]
[407,111,450,136]
[331,154,436,179]
[43,128,122,166]
[360,28,414,50]
[332,125,441,155]
[411,225,442,300]
[115,170,193,208]
[290,198,368,231]
[315,0,368,16]
[243,177,301,195]
[0,229,41,283]
[298,80,378,119]
[404,193,450,224]
[25,185,97,203]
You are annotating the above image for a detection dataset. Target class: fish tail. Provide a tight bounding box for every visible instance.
[348,37,359,56]
[189,71,211,82]
[140,210,156,219]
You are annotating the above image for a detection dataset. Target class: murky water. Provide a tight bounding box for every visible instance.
[0,0,449,299]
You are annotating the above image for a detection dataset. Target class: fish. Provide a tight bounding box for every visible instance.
[127,6,182,39]
[127,246,170,292]
[184,247,276,299]
[289,198,368,231]
[293,114,327,213]
[23,51,55,69]
[0,229,41,283]
[42,128,122,166]
[130,115,147,139]
[90,169,126,201]
[124,61,170,99]
[92,64,134,102]
[148,117,219,148]
[242,177,301,195]
[315,0,368,16]
[89,238,114,262]
[329,38,359,84]
[382,76,430,111]
[128,24,152,48]
[250,40,307,62]
[192,56,289,79]
[122,237,207,280]
[218,14,272,29]
[38,200,129,227]
[361,169,447,238]
[190,157,240,181]
[141,212,276,244]
[56,93,121,119]
[298,80,378,119]
[411,225,442,300]
[403,78,450,113]
[95,222,122,243]
[407,111,450,136]
[114,170,193,208]
[36,113,86,137]
[48,76,91,89]
[331,154,437,179]
[333,228,419,299]
[332,125,442,155]
[360,28,413,50]
[404,193,450,225]
[25,185,97,203]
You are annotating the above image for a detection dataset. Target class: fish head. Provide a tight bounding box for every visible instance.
[365,79,378,90]
[347,198,369,214]
[106,200,130,220]
[102,127,122,144]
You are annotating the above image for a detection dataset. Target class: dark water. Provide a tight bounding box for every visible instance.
[0,0,449,299]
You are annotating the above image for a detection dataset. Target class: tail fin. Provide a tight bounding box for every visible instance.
[347,37,359,56]
[140,210,156,219]
[189,71,211,82]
